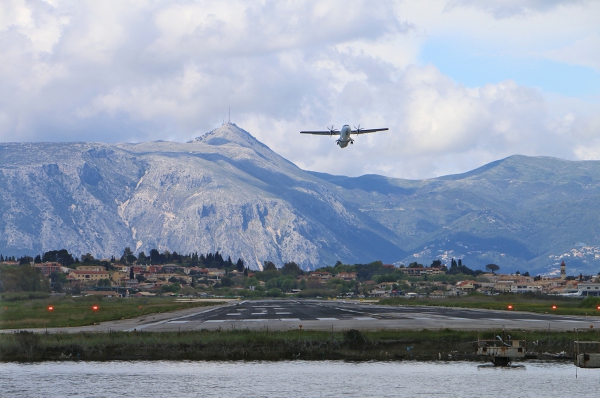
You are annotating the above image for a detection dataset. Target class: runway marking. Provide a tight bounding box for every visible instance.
[514,319,546,322]
[204,320,225,323]
[167,321,189,324]
[226,313,242,316]
[276,312,291,315]
[317,318,338,321]
[354,317,377,321]
[556,319,583,323]
[251,313,267,315]
[279,318,301,322]
[242,319,268,322]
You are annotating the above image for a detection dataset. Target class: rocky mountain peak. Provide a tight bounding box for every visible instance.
[193,123,268,151]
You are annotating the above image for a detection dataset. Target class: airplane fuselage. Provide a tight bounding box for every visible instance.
[337,125,352,148]
[299,124,388,148]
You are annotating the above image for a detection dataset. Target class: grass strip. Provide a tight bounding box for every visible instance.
[379,294,600,316]
[0,297,223,329]
[2,328,597,362]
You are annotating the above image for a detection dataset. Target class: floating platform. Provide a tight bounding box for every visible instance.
[477,332,525,366]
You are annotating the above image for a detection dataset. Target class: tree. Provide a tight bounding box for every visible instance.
[236,258,245,272]
[431,260,442,268]
[42,249,75,266]
[161,283,181,293]
[220,276,234,287]
[281,262,302,277]
[138,252,147,263]
[0,265,49,292]
[263,261,277,271]
[149,249,161,264]
[485,264,500,274]
[97,278,111,286]
[81,253,95,263]
[266,288,282,297]
[121,247,136,264]
[34,255,42,264]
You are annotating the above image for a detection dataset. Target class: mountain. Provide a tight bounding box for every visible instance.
[1,124,600,275]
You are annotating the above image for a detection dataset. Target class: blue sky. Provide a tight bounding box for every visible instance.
[0,0,599,179]
[421,39,600,98]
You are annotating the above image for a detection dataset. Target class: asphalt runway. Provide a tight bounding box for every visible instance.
[4,299,599,334]
[128,299,600,332]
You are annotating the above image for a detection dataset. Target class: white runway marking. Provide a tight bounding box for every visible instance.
[167,321,189,324]
[317,318,338,321]
[276,312,291,315]
[552,319,592,323]
[226,313,242,316]
[279,318,301,322]
[204,320,225,323]
[354,317,377,321]
[242,319,267,322]
[514,319,546,322]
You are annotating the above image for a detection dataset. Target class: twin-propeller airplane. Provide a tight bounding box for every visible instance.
[300,125,388,148]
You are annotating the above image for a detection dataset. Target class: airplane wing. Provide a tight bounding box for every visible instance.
[300,130,340,135]
[350,128,388,135]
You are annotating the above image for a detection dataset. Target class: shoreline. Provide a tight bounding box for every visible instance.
[0,328,586,363]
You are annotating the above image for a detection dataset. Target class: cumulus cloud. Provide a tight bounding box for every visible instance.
[0,0,598,179]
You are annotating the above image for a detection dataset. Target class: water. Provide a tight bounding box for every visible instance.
[1,360,599,397]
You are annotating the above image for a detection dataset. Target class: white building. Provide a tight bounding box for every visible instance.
[577,283,600,297]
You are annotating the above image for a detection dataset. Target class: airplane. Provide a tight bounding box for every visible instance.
[300,124,388,148]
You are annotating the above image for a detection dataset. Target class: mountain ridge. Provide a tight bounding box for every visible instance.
[1,124,599,274]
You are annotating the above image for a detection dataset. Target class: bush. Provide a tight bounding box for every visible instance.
[266,288,282,297]
[579,296,600,308]
[344,329,367,348]
[0,292,50,301]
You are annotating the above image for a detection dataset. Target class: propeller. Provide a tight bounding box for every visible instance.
[354,124,363,134]
[327,125,338,136]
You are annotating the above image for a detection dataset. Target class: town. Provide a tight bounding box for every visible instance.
[2,248,599,300]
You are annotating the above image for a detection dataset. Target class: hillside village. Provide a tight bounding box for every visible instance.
[2,249,600,299]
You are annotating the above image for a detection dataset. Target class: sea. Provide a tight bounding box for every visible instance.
[1,360,599,397]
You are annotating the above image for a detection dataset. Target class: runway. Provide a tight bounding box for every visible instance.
[4,299,599,334]
[127,299,600,332]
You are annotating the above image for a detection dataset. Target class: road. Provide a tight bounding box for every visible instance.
[4,299,599,333]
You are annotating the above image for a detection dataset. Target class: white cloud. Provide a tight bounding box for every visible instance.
[445,0,584,19]
[544,35,600,70]
[0,0,599,179]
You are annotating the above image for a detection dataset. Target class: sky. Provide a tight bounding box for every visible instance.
[1,0,599,179]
